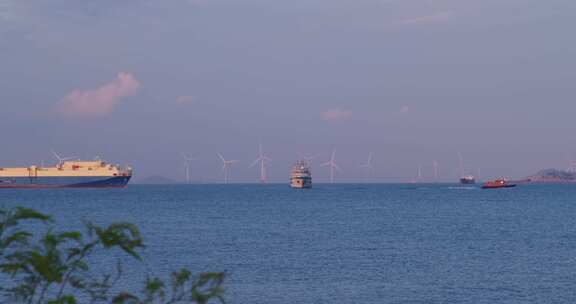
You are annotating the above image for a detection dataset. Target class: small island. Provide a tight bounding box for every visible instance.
[527,169,576,183]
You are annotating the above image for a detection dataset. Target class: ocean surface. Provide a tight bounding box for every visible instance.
[2,184,576,303]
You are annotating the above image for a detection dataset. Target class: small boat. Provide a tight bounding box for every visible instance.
[482,179,516,189]
[460,175,476,184]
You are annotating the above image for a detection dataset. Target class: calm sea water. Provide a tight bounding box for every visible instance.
[2,184,576,303]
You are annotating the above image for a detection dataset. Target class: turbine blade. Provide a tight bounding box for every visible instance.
[334,163,342,171]
[217,153,226,163]
[51,150,62,162]
[249,159,260,168]
[307,153,321,161]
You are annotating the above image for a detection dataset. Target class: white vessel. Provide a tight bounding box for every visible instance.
[460,175,476,184]
[290,161,312,188]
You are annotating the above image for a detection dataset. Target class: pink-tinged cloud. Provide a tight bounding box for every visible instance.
[321,108,352,121]
[58,72,140,117]
[176,95,195,104]
[400,105,410,113]
[401,11,454,25]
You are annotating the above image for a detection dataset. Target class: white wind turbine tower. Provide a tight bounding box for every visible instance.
[218,153,239,184]
[432,160,439,181]
[321,149,341,183]
[361,152,375,180]
[567,154,576,173]
[51,150,75,167]
[182,153,196,184]
[417,165,423,182]
[457,151,465,177]
[250,143,271,184]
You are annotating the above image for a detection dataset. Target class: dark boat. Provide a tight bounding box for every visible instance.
[460,175,476,184]
[482,179,516,189]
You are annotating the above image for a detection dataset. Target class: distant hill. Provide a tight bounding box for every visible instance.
[527,169,576,183]
[134,175,178,184]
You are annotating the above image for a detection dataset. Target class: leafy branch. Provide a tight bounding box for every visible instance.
[0,207,225,304]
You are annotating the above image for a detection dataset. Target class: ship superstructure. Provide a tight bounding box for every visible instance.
[0,160,132,188]
[460,175,476,184]
[290,160,312,188]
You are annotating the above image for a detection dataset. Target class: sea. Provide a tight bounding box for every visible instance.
[1,184,576,303]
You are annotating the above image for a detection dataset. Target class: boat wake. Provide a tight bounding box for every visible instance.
[447,186,477,190]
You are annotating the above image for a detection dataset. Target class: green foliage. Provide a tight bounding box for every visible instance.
[0,206,225,304]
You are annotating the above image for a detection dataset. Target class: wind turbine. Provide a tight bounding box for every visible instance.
[477,167,482,182]
[567,153,576,173]
[417,165,423,182]
[182,153,196,184]
[250,143,271,184]
[432,160,439,181]
[297,152,321,166]
[321,149,341,183]
[457,152,465,177]
[361,152,375,179]
[218,153,239,184]
[51,150,75,167]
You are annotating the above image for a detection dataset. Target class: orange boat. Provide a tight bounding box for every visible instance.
[482,179,516,189]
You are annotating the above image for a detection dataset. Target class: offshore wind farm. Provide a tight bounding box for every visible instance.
[2,0,576,302]
[126,142,576,185]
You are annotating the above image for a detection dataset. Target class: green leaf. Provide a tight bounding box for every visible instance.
[94,223,144,260]
[144,277,166,302]
[191,272,226,304]
[57,231,82,242]
[48,295,77,304]
[1,231,32,248]
[111,292,140,304]
[29,251,65,283]
[171,268,192,287]
[0,262,27,276]
[12,207,52,222]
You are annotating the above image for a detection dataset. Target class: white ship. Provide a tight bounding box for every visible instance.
[290,161,312,188]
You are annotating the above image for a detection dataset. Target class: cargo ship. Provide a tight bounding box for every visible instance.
[290,161,312,189]
[0,159,132,188]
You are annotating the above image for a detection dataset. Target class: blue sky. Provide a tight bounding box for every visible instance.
[1,0,575,182]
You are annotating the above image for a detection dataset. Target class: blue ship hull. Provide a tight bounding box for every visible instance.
[0,176,131,188]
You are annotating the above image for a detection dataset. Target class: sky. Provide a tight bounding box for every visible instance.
[1,0,575,183]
